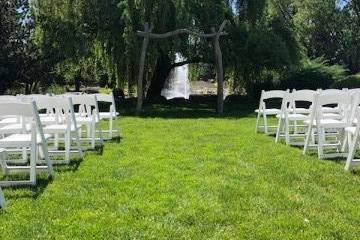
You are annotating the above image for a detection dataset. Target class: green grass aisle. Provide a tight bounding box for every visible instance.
[1,101,360,239]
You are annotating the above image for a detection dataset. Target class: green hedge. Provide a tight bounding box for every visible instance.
[331,74,360,89]
[279,59,347,90]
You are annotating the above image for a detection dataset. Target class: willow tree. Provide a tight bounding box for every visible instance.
[32,0,128,91]
[31,0,301,102]
[223,0,300,96]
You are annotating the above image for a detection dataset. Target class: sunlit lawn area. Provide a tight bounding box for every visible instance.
[1,98,360,239]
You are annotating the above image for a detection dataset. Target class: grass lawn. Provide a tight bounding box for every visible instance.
[1,97,360,239]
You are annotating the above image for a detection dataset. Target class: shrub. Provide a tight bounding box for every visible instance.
[279,58,347,90]
[331,74,360,89]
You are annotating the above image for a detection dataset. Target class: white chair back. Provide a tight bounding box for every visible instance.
[261,90,288,100]
[314,92,353,123]
[95,93,117,115]
[0,101,44,138]
[68,94,100,119]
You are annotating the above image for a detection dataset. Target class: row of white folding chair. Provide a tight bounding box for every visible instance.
[0,93,119,207]
[27,93,103,150]
[303,91,354,159]
[65,92,119,139]
[256,89,360,171]
[32,96,84,164]
[256,88,348,134]
[275,89,348,145]
[0,101,54,187]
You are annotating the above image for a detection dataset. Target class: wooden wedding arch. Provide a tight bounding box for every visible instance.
[136,20,228,114]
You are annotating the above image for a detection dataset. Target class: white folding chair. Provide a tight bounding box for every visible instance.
[0,101,54,186]
[68,94,103,149]
[36,96,83,164]
[255,90,288,134]
[344,92,360,170]
[276,89,316,145]
[303,92,352,159]
[95,93,120,139]
[0,149,6,208]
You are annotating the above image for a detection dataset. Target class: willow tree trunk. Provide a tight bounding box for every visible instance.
[146,53,172,101]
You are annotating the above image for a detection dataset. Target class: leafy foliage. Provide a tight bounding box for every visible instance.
[1,0,359,96]
[332,73,360,89]
[280,58,347,90]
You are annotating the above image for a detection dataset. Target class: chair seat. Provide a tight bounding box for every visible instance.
[322,107,340,113]
[322,113,343,120]
[290,108,311,114]
[304,118,347,128]
[277,113,309,121]
[76,117,99,124]
[0,117,18,126]
[40,116,57,125]
[43,124,81,134]
[255,108,281,115]
[0,123,31,134]
[0,133,52,148]
[99,112,119,119]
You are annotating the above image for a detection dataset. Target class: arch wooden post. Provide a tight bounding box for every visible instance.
[212,21,227,114]
[136,22,152,115]
[136,20,228,115]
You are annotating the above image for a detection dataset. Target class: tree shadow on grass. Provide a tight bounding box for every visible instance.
[118,95,258,119]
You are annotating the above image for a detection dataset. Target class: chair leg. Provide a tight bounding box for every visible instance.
[345,134,357,171]
[275,118,282,143]
[317,127,325,159]
[341,132,349,152]
[87,124,91,139]
[98,122,104,145]
[30,143,37,185]
[54,133,59,150]
[41,141,54,177]
[74,131,83,158]
[91,123,96,149]
[285,119,290,145]
[0,151,8,175]
[303,125,312,155]
[255,112,261,133]
[109,117,113,139]
[264,114,268,134]
[0,187,5,208]
[65,132,71,163]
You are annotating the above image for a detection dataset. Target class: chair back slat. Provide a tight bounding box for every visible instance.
[290,89,316,102]
[262,90,287,100]
[0,102,34,117]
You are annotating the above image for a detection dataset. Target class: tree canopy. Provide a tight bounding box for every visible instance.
[1,0,359,97]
